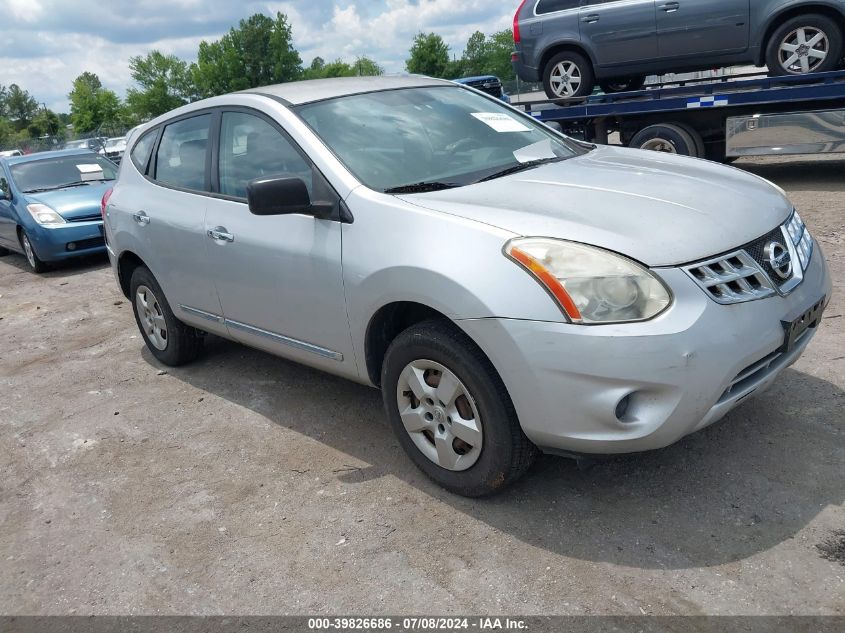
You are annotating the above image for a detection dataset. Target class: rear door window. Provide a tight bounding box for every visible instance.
[154,114,212,191]
[535,0,580,14]
[130,128,158,173]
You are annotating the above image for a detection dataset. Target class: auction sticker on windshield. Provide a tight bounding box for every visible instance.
[471,112,531,133]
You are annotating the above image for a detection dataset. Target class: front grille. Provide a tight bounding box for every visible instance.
[685,250,775,304]
[466,80,503,98]
[684,210,811,304]
[719,349,782,403]
[67,213,102,223]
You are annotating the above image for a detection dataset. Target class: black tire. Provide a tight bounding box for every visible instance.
[543,50,595,100]
[381,319,538,497]
[629,123,698,157]
[766,14,843,76]
[129,266,203,366]
[673,122,706,158]
[599,76,646,94]
[19,230,48,273]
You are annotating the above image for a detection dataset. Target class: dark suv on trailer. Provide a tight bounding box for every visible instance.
[512,0,845,99]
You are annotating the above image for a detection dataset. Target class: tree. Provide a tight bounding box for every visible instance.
[303,56,383,80]
[354,57,384,76]
[192,12,302,97]
[68,72,122,133]
[126,50,195,120]
[28,109,63,138]
[5,84,39,129]
[406,33,450,78]
[486,30,517,81]
[461,31,491,77]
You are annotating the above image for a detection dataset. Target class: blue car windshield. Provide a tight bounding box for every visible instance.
[11,155,117,193]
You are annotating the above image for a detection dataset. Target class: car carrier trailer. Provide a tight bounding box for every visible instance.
[515,69,845,161]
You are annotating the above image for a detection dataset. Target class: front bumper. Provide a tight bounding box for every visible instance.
[28,220,106,262]
[459,243,832,455]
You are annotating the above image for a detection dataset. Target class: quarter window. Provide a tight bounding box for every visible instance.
[154,114,211,191]
[130,128,158,173]
[218,111,313,199]
[535,0,580,14]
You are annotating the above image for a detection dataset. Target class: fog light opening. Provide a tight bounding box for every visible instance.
[615,393,633,423]
[67,242,77,251]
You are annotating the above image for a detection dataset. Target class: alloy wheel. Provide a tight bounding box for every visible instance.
[779,27,829,74]
[396,359,483,471]
[549,61,582,98]
[135,284,168,350]
[22,235,36,269]
[641,138,678,153]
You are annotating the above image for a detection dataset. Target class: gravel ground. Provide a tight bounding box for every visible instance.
[0,154,843,616]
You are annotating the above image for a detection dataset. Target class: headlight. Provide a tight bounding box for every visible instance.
[504,237,672,324]
[27,203,66,225]
[786,209,813,272]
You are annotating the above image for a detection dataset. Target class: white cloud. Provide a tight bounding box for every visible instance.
[0,0,514,112]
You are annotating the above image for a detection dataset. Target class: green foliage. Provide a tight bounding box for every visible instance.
[6,84,39,129]
[448,29,516,81]
[192,12,302,98]
[406,32,450,78]
[28,109,64,139]
[69,72,122,133]
[126,51,195,120]
[302,56,384,80]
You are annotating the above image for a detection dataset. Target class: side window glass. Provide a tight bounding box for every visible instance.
[218,111,313,199]
[154,114,212,191]
[130,128,158,173]
[535,0,580,14]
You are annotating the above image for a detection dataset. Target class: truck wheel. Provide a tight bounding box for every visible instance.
[766,14,843,76]
[130,266,203,366]
[381,320,538,497]
[600,76,646,94]
[543,51,595,99]
[20,231,48,273]
[673,122,706,158]
[630,123,698,157]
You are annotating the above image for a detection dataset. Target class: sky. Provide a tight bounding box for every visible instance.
[0,0,515,113]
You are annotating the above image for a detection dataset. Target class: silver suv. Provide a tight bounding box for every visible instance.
[513,0,845,98]
[104,76,830,496]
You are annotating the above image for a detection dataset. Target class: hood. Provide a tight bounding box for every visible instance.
[398,146,792,267]
[25,181,113,222]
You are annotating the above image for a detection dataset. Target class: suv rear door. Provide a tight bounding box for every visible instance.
[657,0,750,57]
[579,0,659,67]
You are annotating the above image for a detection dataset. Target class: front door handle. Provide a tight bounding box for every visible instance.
[207,226,234,243]
[582,13,600,23]
[132,211,150,226]
[659,2,680,12]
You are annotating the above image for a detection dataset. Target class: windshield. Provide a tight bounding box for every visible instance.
[11,155,117,193]
[295,86,585,192]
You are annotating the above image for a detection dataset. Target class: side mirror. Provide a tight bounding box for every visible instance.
[247,176,334,219]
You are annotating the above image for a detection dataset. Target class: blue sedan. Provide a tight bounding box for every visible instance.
[0,149,116,273]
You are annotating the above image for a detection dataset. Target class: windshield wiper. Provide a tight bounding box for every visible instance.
[384,181,461,194]
[22,181,98,194]
[475,157,565,183]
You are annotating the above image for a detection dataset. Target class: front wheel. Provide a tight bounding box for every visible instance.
[381,320,538,497]
[130,266,203,366]
[766,14,843,76]
[20,231,48,273]
[543,51,595,99]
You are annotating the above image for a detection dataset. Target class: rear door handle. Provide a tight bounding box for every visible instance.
[582,13,600,23]
[207,227,234,243]
[659,2,680,12]
[132,211,150,226]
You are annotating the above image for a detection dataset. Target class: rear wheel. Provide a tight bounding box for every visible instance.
[673,122,706,158]
[381,320,537,497]
[20,231,48,273]
[543,51,595,99]
[766,14,843,76]
[130,266,203,366]
[600,76,646,94]
[629,123,699,157]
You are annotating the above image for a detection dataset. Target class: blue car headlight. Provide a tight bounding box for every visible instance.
[27,203,66,226]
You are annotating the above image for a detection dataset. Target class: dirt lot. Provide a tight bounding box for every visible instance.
[1,155,843,616]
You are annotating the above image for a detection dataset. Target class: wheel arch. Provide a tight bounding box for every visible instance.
[538,41,596,79]
[756,3,845,65]
[116,249,148,299]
